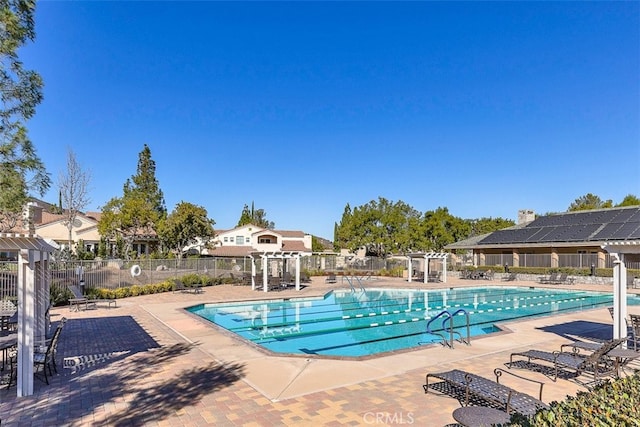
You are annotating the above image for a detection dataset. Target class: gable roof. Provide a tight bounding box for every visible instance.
[206,245,254,257]
[277,230,306,238]
[445,232,492,250]
[281,240,308,251]
[454,206,640,249]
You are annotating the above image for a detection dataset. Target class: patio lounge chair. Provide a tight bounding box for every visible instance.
[482,270,494,281]
[23,317,67,385]
[628,314,640,351]
[68,284,97,311]
[502,272,518,282]
[508,337,625,385]
[173,279,202,294]
[561,338,640,378]
[538,273,558,284]
[68,284,116,310]
[424,368,549,417]
[325,274,337,284]
[427,271,442,282]
[173,279,187,293]
[549,273,574,285]
[606,307,637,350]
[268,276,283,291]
[281,272,294,289]
[300,272,311,283]
[242,273,252,286]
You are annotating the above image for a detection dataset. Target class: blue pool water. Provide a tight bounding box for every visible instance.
[187,287,640,357]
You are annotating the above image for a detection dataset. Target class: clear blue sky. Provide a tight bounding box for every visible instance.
[23,2,640,239]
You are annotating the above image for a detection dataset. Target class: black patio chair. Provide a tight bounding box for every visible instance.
[31,317,67,385]
[508,338,625,386]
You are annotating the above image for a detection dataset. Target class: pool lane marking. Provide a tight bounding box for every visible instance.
[251,296,594,332]
[339,296,591,322]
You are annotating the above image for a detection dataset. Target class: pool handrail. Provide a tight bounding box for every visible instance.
[426,310,452,348]
[442,308,471,348]
[426,308,471,349]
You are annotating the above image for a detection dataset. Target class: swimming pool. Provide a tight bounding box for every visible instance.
[187,287,640,358]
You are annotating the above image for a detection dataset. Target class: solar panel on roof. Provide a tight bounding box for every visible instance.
[479,228,532,244]
[567,212,596,225]
[479,235,499,244]
[513,228,540,242]
[538,225,573,242]
[528,227,555,241]
[528,216,558,227]
[524,228,550,242]
[484,226,550,244]
[627,210,640,222]
[526,218,545,227]
[567,223,601,241]
[478,233,499,244]
[550,216,571,226]
[609,209,636,223]
[628,224,640,239]
[595,209,622,223]
[476,207,640,246]
[607,222,640,240]
[480,232,503,245]
[591,223,624,240]
[605,210,624,223]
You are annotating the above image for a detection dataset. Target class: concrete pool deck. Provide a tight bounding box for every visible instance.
[1,276,639,426]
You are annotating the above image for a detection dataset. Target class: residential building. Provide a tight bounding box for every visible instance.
[445,207,640,269]
[197,224,313,257]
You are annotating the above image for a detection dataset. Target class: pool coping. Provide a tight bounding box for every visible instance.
[180,288,520,361]
[140,279,625,402]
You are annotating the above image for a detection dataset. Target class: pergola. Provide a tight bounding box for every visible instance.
[0,233,54,397]
[406,252,448,283]
[249,251,302,292]
[602,240,640,345]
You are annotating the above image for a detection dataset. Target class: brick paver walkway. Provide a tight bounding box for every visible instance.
[1,277,638,426]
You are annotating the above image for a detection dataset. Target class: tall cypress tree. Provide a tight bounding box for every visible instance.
[123,144,166,217]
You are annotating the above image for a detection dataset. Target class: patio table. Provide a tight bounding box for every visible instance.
[607,347,640,378]
[0,310,17,331]
[452,406,510,427]
[0,332,17,371]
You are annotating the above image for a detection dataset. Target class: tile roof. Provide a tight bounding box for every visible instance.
[281,240,310,251]
[206,245,254,257]
[39,211,65,225]
[277,230,306,237]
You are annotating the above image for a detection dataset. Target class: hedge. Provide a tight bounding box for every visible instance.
[511,372,640,426]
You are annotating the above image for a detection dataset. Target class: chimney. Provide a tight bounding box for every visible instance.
[518,209,535,225]
[24,202,43,234]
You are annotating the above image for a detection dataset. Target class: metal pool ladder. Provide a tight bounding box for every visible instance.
[426,309,471,349]
[342,275,366,293]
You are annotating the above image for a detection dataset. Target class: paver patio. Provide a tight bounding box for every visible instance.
[1,276,638,426]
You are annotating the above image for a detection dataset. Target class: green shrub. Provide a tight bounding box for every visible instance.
[88,287,115,299]
[378,266,405,277]
[179,273,201,285]
[511,372,640,426]
[176,273,214,288]
[478,266,640,279]
[88,279,177,301]
[50,285,73,306]
[151,281,174,293]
